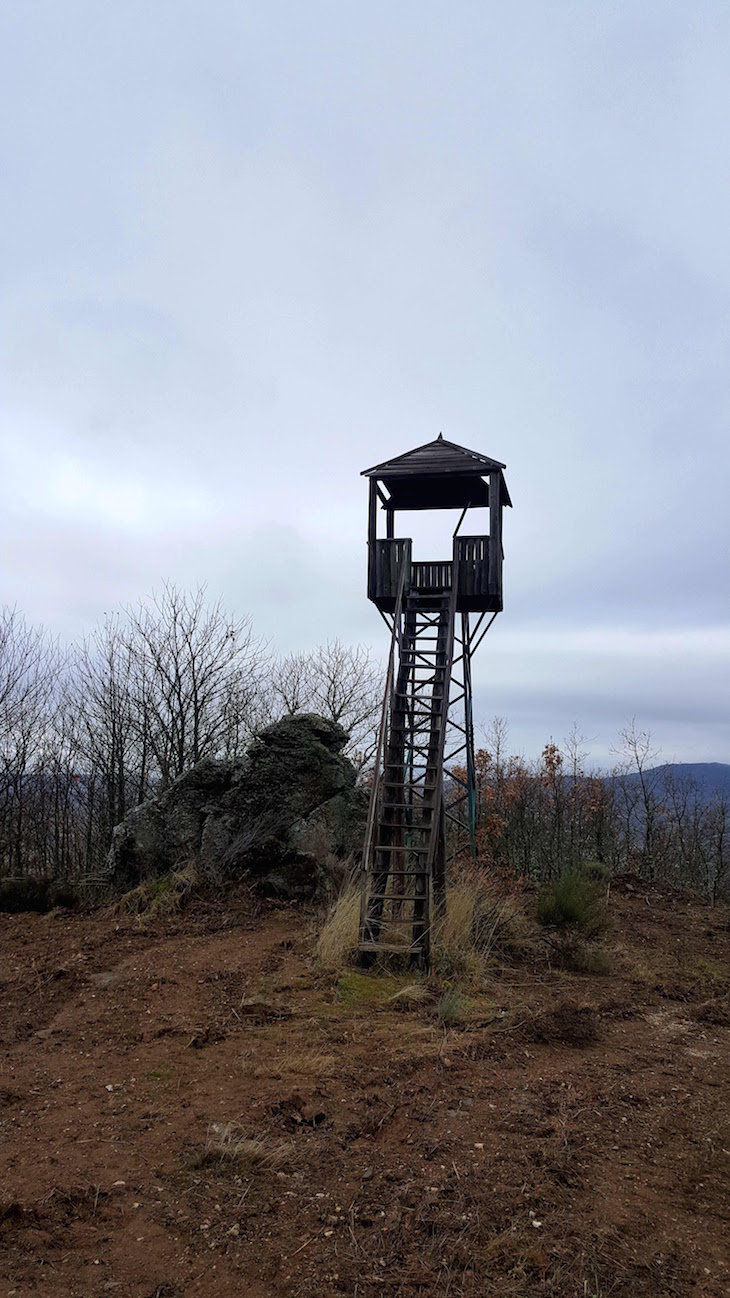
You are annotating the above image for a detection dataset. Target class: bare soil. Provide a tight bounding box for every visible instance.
[2,880,730,1297]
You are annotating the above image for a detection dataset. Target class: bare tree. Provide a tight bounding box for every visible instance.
[122,583,265,789]
[72,616,143,846]
[0,608,63,875]
[270,651,315,717]
[270,639,382,769]
[706,791,729,905]
[612,721,664,881]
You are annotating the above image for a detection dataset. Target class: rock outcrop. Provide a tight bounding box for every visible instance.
[107,714,367,898]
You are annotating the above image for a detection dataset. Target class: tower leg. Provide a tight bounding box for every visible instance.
[462,612,478,860]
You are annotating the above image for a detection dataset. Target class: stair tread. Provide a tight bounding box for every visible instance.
[366,894,426,903]
[374,844,430,853]
[365,870,428,877]
[363,915,425,924]
[357,942,424,954]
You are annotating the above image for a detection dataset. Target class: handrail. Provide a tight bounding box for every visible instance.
[359,555,408,934]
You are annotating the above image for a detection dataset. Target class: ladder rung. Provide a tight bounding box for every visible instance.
[367,915,425,924]
[366,894,426,903]
[382,778,431,786]
[381,803,435,811]
[357,942,423,954]
[365,870,428,877]
[374,825,430,835]
[374,844,430,853]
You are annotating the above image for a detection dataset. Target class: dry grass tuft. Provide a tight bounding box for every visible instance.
[194,1122,293,1171]
[316,878,361,969]
[386,982,431,1009]
[437,986,472,1025]
[254,1050,336,1079]
[434,869,533,985]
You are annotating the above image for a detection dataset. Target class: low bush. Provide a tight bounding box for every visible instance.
[0,877,78,913]
[112,861,201,918]
[537,870,608,937]
[561,942,612,976]
[437,986,472,1026]
[578,859,612,884]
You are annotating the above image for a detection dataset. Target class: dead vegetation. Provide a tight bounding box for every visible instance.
[193,1122,294,1172]
[110,860,203,918]
[316,875,361,968]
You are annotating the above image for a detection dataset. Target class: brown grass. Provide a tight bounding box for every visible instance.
[194,1122,293,1171]
[316,878,361,969]
[434,869,533,985]
[253,1050,336,1078]
[110,861,201,919]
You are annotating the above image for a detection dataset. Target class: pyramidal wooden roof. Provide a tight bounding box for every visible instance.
[362,434,507,480]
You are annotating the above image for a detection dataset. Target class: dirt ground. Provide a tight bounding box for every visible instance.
[2,880,730,1298]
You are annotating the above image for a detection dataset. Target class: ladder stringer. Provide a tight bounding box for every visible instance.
[358,558,459,968]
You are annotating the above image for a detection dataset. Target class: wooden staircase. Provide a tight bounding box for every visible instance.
[358,566,458,967]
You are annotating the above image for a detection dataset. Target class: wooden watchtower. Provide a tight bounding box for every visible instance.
[358,434,511,966]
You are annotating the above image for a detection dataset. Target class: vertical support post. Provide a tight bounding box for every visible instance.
[462,612,478,859]
[367,478,378,602]
[488,471,503,611]
[386,508,394,539]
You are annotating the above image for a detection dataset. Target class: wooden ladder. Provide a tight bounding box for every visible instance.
[358,569,458,967]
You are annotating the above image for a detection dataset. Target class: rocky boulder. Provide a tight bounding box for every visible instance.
[107,714,367,898]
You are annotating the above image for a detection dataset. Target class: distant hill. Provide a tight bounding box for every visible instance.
[619,762,730,802]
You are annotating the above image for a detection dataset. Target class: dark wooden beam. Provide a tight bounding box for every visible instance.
[368,478,378,601]
[488,471,502,609]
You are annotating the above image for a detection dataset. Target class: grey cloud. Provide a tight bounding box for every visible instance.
[1,1,728,761]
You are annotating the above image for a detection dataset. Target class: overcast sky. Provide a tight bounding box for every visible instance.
[2,2,729,766]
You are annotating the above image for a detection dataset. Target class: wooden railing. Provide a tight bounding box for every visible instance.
[411,560,452,592]
[369,535,500,612]
[454,535,490,605]
[370,538,412,608]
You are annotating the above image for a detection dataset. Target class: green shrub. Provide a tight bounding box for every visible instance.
[562,942,612,976]
[537,871,607,937]
[577,859,612,884]
[437,986,471,1026]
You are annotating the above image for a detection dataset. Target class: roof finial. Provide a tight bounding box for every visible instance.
[437,431,443,440]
